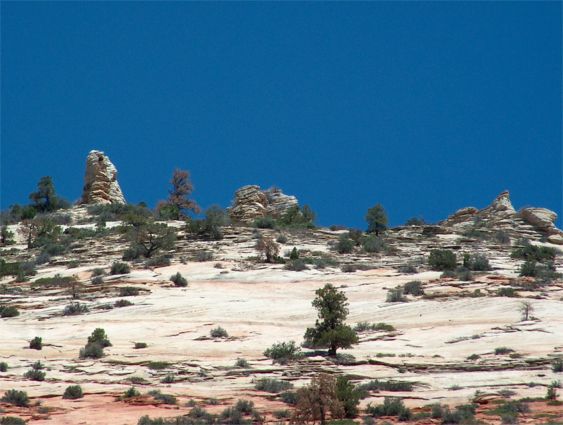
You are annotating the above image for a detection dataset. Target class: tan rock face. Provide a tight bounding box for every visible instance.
[519,208,557,232]
[229,185,298,223]
[80,150,126,205]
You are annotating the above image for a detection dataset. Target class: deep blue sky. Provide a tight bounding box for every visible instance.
[1,2,561,228]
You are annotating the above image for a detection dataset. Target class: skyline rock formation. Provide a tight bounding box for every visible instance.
[80,150,126,205]
[229,185,299,223]
[441,190,562,244]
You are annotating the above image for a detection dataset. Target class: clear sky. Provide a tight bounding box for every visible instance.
[1,1,561,228]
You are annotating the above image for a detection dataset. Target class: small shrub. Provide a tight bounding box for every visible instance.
[273,409,290,419]
[88,328,111,347]
[263,340,302,364]
[147,361,171,370]
[63,385,84,399]
[511,243,556,263]
[122,387,140,398]
[398,264,418,274]
[91,268,105,277]
[428,249,457,271]
[0,305,20,318]
[210,326,228,338]
[170,272,188,287]
[495,347,514,355]
[144,256,171,268]
[254,216,276,229]
[1,389,29,406]
[280,390,298,405]
[354,322,395,332]
[110,261,130,275]
[1,417,26,425]
[161,374,175,383]
[195,250,213,262]
[134,342,148,349]
[148,390,177,405]
[0,362,7,372]
[114,299,133,307]
[29,336,42,350]
[276,234,288,244]
[546,384,558,401]
[254,378,293,393]
[358,379,414,392]
[463,253,491,271]
[63,302,89,316]
[91,276,104,285]
[234,399,254,414]
[341,264,357,273]
[35,251,51,265]
[24,368,46,381]
[366,397,411,419]
[284,259,308,271]
[79,342,104,359]
[552,358,563,373]
[497,287,519,297]
[235,358,250,368]
[403,280,424,296]
[362,235,386,253]
[119,286,140,297]
[386,287,406,302]
[335,235,354,254]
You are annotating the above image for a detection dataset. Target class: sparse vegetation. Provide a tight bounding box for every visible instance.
[303,283,358,356]
[0,362,7,372]
[254,378,293,393]
[428,249,457,271]
[170,272,188,287]
[119,286,140,296]
[29,336,42,350]
[263,340,302,364]
[365,203,388,235]
[335,235,354,254]
[1,389,29,407]
[463,253,491,271]
[134,342,148,349]
[256,235,280,263]
[0,305,20,318]
[148,389,177,405]
[403,280,424,296]
[63,302,90,316]
[110,261,131,275]
[511,243,556,263]
[386,286,406,302]
[353,322,395,332]
[365,397,412,421]
[210,326,228,338]
[63,385,84,399]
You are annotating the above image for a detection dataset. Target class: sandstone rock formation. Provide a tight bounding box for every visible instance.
[441,191,562,243]
[80,150,126,205]
[229,185,298,223]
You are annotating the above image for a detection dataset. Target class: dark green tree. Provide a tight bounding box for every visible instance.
[365,203,388,235]
[127,222,176,258]
[29,176,68,212]
[336,376,362,418]
[304,283,358,356]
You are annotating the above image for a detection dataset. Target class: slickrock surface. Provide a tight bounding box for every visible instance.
[229,186,298,223]
[80,150,126,205]
[1,206,562,424]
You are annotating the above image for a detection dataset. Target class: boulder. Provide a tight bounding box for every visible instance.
[80,150,126,205]
[519,208,558,233]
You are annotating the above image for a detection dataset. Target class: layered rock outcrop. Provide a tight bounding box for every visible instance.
[80,150,126,205]
[229,185,298,223]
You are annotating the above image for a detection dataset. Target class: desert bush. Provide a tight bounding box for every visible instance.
[277,204,316,229]
[110,261,131,275]
[495,347,514,355]
[119,286,140,297]
[234,399,254,414]
[192,250,213,262]
[386,287,406,302]
[362,235,387,253]
[0,362,7,372]
[148,390,177,405]
[254,378,292,393]
[281,390,298,405]
[276,234,288,243]
[285,258,308,271]
[552,358,563,373]
[122,387,141,398]
[335,235,354,254]
[354,322,395,332]
[403,280,424,296]
[63,385,84,399]
[405,217,426,226]
[1,389,29,406]
[134,342,148,349]
[114,299,133,307]
[494,230,511,244]
[255,235,280,263]
[511,243,556,263]
[91,276,104,285]
[235,358,250,368]
[335,375,362,418]
[87,328,111,347]
[147,361,171,370]
[254,216,276,229]
[35,251,51,265]
[463,253,491,271]
[263,340,302,364]
[170,272,188,287]
[0,305,19,318]
[79,343,104,359]
[358,379,414,392]
[32,274,76,289]
[24,368,45,381]
[398,264,418,274]
[29,336,42,350]
[1,417,26,425]
[428,249,457,271]
[63,302,89,316]
[91,268,105,277]
[341,264,357,273]
[365,397,411,420]
[210,326,228,338]
[497,287,519,297]
[160,374,175,383]
[144,255,171,268]
[438,404,476,424]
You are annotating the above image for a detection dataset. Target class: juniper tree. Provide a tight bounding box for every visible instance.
[304,283,358,356]
[365,203,388,235]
